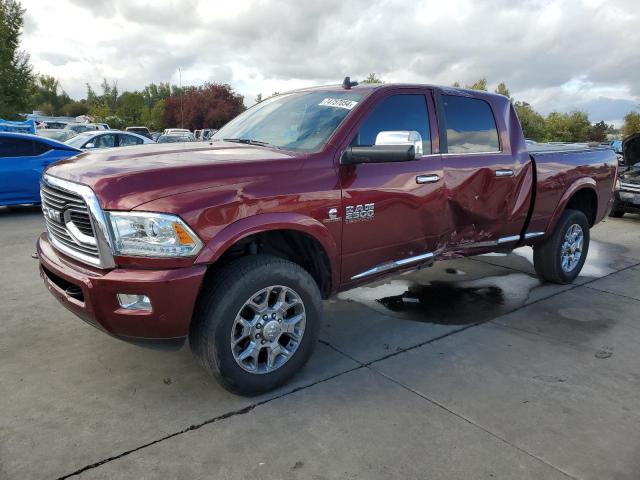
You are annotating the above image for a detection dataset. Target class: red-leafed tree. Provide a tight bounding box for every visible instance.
[163,83,245,130]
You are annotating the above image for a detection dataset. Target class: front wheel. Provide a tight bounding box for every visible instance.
[533,209,590,284]
[190,255,322,395]
[609,208,625,218]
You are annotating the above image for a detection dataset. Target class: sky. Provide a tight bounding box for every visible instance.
[20,0,640,126]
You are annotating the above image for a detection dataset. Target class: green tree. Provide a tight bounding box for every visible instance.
[514,101,546,141]
[28,74,73,114]
[545,111,592,142]
[452,81,461,88]
[142,82,173,108]
[86,83,99,106]
[140,99,165,131]
[100,78,118,112]
[0,0,33,118]
[622,111,640,137]
[62,101,89,117]
[466,78,488,91]
[494,82,511,100]
[117,91,145,125]
[589,121,611,142]
[254,93,263,104]
[362,73,383,84]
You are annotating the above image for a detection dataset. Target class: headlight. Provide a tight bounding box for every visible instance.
[107,212,203,257]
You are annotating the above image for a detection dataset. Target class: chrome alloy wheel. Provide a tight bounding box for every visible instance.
[230,286,306,374]
[560,223,584,273]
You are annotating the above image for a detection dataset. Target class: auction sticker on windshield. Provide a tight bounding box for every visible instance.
[318,98,358,110]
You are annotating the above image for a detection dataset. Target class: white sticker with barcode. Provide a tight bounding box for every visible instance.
[318,98,358,110]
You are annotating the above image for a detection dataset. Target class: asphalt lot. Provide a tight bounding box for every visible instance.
[1,207,640,480]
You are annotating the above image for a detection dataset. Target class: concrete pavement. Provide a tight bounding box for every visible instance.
[1,207,639,479]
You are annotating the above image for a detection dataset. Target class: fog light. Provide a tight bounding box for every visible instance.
[117,294,152,311]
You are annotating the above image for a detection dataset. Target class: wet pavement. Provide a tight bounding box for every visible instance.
[1,208,640,479]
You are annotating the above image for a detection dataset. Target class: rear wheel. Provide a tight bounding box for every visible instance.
[533,209,590,284]
[190,255,322,395]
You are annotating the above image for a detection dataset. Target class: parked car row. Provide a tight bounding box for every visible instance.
[0,124,205,207]
[65,130,154,150]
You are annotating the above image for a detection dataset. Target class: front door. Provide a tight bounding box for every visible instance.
[339,90,449,284]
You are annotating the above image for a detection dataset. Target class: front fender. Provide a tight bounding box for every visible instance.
[545,177,597,235]
[194,212,340,290]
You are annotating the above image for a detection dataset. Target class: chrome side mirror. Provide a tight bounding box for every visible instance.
[375,131,423,156]
[85,143,95,149]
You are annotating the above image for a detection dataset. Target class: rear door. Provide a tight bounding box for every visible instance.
[119,133,144,146]
[438,93,532,250]
[339,89,449,283]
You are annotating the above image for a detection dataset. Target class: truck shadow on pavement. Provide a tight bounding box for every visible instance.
[0,205,42,217]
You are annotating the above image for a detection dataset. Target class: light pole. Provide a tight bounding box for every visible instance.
[179,68,184,129]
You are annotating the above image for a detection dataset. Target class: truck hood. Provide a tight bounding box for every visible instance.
[45,142,300,210]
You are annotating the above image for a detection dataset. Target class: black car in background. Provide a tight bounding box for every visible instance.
[125,126,153,139]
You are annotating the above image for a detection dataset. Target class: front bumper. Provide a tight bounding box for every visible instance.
[37,233,207,348]
[614,188,640,213]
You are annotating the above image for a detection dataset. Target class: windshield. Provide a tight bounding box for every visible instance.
[65,133,94,148]
[211,90,367,152]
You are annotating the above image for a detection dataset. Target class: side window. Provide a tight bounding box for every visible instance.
[119,134,142,146]
[0,138,50,157]
[33,141,52,156]
[442,95,500,154]
[353,94,431,154]
[93,134,116,149]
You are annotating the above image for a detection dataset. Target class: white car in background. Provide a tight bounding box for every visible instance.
[163,128,191,135]
[65,130,155,150]
[64,123,108,134]
[37,129,78,142]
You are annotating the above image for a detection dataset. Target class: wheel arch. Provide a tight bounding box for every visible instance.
[546,178,598,235]
[195,213,339,298]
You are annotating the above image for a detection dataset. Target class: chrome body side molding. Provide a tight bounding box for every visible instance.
[524,231,545,239]
[351,251,434,280]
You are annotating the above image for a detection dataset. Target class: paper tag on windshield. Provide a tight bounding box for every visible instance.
[318,98,358,110]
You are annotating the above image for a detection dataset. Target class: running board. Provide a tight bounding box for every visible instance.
[351,252,434,280]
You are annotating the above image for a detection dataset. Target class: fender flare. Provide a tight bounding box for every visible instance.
[545,177,597,235]
[194,212,340,290]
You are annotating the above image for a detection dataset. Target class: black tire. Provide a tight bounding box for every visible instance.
[190,255,322,395]
[533,209,590,284]
[609,208,625,218]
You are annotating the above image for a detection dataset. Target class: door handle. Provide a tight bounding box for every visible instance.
[416,174,440,184]
[495,169,514,177]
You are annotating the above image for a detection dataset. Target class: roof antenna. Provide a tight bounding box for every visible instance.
[342,76,358,89]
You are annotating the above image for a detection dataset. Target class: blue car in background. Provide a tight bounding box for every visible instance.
[0,132,81,206]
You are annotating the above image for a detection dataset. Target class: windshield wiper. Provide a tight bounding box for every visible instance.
[223,138,274,147]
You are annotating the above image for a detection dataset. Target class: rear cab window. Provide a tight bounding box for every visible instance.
[441,95,500,154]
[352,94,431,154]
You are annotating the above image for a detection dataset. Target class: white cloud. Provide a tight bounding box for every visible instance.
[20,0,639,123]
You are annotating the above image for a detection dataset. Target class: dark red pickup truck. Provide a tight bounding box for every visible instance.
[37,81,617,394]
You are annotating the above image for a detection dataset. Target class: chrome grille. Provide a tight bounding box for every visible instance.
[41,182,100,261]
